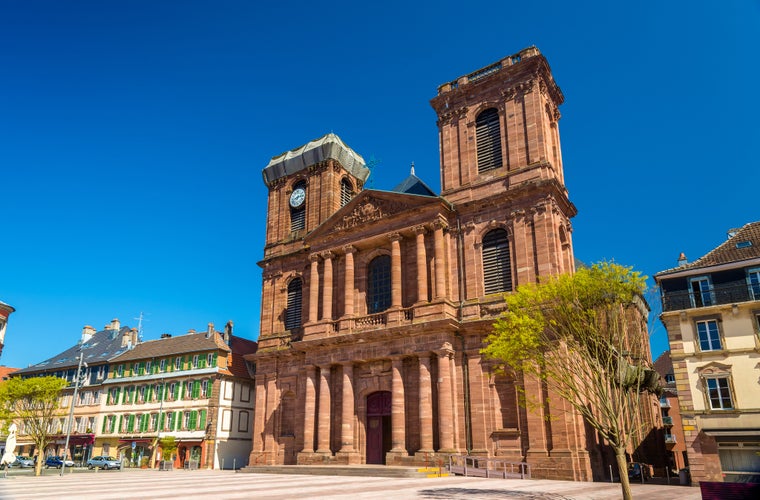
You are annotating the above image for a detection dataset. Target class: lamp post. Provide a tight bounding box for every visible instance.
[60,351,86,476]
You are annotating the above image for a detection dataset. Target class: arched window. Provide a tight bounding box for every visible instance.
[340,178,353,207]
[290,182,306,232]
[367,255,391,314]
[482,229,512,294]
[285,278,303,330]
[476,108,503,173]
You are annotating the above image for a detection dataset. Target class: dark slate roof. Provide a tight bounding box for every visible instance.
[17,326,132,374]
[392,172,437,197]
[109,330,231,363]
[655,221,760,277]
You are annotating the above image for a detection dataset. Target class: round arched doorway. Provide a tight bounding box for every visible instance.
[366,391,391,464]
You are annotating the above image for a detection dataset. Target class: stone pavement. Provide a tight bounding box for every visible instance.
[0,469,701,499]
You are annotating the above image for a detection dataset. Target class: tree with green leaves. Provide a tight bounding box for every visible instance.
[482,262,660,500]
[0,376,67,476]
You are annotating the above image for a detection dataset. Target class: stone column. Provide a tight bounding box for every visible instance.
[321,251,334,321]
[437,344,455,451]
[414,226,428,304]
[308,254,320,323]
[343,246,356,317]
[390,233,402,308]
[316,365,332,454]
[302,366,317,453]
[340,362,355,452]
[418,355,434,452]
[252,376,268,453]
[433,220,446,299]
[390,357,406,453]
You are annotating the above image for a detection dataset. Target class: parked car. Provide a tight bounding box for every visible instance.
[86,456,121,470]
[13,456,34,468]
[45,456,75,469]
[628,462,651,481]
[0,456,34,469]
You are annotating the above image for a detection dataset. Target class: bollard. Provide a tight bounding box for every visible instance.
[233,458,236,470]
[222,458,225,470]
[609,465,613,483]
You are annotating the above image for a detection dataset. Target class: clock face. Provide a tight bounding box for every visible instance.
[289,187,305,208]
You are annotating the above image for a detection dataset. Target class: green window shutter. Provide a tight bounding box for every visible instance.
[212,352,218,367]
[176,411,182,430]
[199,410,206,430]
[181,381,186,399]
[159,412,165,430]
[206,381,213,399]
[192,380,200,399]
[147,385,153,402]
[118,415,123,432]
[116,387,122,404]
[101,416,107,433]
[128,414,135,432]
[142,414,149,432]
[190,410,197,430]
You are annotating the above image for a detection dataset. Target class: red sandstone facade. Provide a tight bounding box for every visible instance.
[247,48,611,480]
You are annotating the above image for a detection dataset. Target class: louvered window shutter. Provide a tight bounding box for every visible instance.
[476,108,503,173]
[340,179,353,207]
[285,278,303,330]
[199,409,207,430]
[482,229,513,294]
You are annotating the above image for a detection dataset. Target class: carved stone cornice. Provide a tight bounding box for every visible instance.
[413,225,427,235]
[309,253,321,263]
[320,250,334,261]
[334,195,407,231]
[388,232,402,243]
[343,245,357,255]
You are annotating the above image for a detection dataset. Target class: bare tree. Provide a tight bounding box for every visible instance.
[482,262,661,500]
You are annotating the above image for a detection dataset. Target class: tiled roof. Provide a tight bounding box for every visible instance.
[656,221,760,277]
[16,326,132,374]
[110,331,231,363]
[225,335,258,378]
[0,366,19,380]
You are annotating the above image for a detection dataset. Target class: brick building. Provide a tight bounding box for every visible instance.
[247,47,623,480]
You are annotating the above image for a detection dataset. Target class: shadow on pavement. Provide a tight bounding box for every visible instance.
[419,488,569,499]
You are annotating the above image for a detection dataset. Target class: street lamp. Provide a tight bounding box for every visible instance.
[60,351,86,476]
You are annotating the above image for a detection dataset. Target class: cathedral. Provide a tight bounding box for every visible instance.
[247,47,601,480]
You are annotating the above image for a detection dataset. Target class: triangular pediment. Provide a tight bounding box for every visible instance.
[305,190,442,242]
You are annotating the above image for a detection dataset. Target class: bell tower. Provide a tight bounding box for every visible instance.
[261,133,370,258]
[431,47,576,284]
[430,46,567,206]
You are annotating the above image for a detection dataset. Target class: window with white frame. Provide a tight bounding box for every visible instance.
[207,353,213,367]
[174,357,181,370]
[748,268,760,300]
[696,319,723,351]
[690,276,714,307]
[184,411,191,430]
[150,413,158,431]
[201,379,209,398]
[139,385,147,403]
[145,361,152,374]
[192,355,199,368]
[706,377,734,410]
[159,359,166,372]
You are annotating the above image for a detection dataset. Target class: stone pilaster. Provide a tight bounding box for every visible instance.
[433,220,446,299]
[343,246,356,317]
[437,344,456,452]
[308,254,320,323]
[390,357,406,453]
[418,354,434,453]
[321,251,334,321]
[316,365,332,454]
[414,226,428,304]
[389,233,402,308]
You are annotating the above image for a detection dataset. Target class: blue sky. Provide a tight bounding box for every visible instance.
[2,1,758,369]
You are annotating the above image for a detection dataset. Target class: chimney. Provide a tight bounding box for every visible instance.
[130,328,138,347]
[108,318,120,331]
[81,325,96,344]
[188,329,197,335]
[678,252,688,267]
[160,333,172,339]
[224,320,233,345]
[206,322,214,338]
[121,329,131,348]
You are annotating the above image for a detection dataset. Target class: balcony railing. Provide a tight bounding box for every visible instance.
[664,434,677,444]
[662,416,673,426]
[662,282,759,312]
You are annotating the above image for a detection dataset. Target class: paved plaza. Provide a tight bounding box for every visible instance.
[0,468,701,499]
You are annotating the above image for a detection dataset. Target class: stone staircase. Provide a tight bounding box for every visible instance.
[239,464,449,478]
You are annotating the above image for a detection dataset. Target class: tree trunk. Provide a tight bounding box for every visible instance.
[615,447,632,500]
[34,458,43,477]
